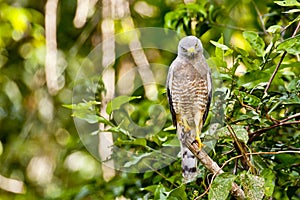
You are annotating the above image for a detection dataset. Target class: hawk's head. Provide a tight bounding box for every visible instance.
[178,36,203,59]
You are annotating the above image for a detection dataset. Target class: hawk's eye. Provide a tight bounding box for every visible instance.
[181,46,187,52]
[195,43,199,48]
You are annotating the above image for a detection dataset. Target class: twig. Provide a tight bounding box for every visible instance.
[248,120,300,143]
[143,162,179,188]
[264,21,300,95]
[227,125,254,172]
[279,113,300,123]
[263,51,287,95]
[208,21,264,34]
[251,0,267,34]
[196,150,300,199]
[184,137,245,200]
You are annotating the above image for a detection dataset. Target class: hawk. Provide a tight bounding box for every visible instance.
[166,36,212,183]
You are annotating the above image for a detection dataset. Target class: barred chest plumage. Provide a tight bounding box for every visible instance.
[170,59,209,126]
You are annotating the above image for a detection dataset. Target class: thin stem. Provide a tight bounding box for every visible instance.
[251,0,267,34]
[264,21,300,95]
[248,120,300,143]
[280,113,300,123]
[263,51,287,95]
[208,20,264,34]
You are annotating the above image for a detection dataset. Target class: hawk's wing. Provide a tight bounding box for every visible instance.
[166,61,177,127]
[202,67,212,125]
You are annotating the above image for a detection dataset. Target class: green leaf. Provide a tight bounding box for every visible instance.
[208,173,236,200]
[231,125,249,144]
[234,90,261,107]
[283,8,300,13]
[63,101,104,123]
[267,25,282,33]
[277,35,300,55]
[239,173,265,200]
[243,31,265,57]
[141,185,157,193]
[274,0,300,6]
[210,40,230,51]
[162,138,180,147]
[287,78,300,92]
[216,125,249,143]
[115,138,147,147]
[168,185,187,200]
[261,169,275,197]
[154,183,168,200]
[237,70,269,89]
[143,171,154,179]
[123,152,151,168]
[106,95,141,114]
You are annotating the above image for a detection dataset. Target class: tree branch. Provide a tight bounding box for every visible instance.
[184,137,245,200]
[248,120,300,143]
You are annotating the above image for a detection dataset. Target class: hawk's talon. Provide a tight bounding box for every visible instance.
[195,126,204,149]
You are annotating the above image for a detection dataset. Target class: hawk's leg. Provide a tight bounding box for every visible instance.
[194,111,205,149]
[178,117,191,133]
[195,126,204,149]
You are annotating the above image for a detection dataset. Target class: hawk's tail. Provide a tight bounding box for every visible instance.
[181,144,198,183]
[177,125,198,183]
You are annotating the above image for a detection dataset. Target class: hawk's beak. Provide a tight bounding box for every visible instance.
[188,47,195,57]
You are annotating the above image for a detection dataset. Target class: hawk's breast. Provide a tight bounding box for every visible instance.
[171,60,209,124]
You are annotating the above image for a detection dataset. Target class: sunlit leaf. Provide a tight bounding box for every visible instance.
[239,173,265,200]
[210,40,230,51]
[208,173,236,200]
[274,0,300,6]
[124,153,152,168]
[267,25,281,33]
[243,31,265,57]
[283,9,300,13]
[277,35,300,55]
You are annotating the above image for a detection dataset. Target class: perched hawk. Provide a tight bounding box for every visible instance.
[167,36,212,182]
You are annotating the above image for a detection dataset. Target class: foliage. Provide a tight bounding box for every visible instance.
[0,0,299,200]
